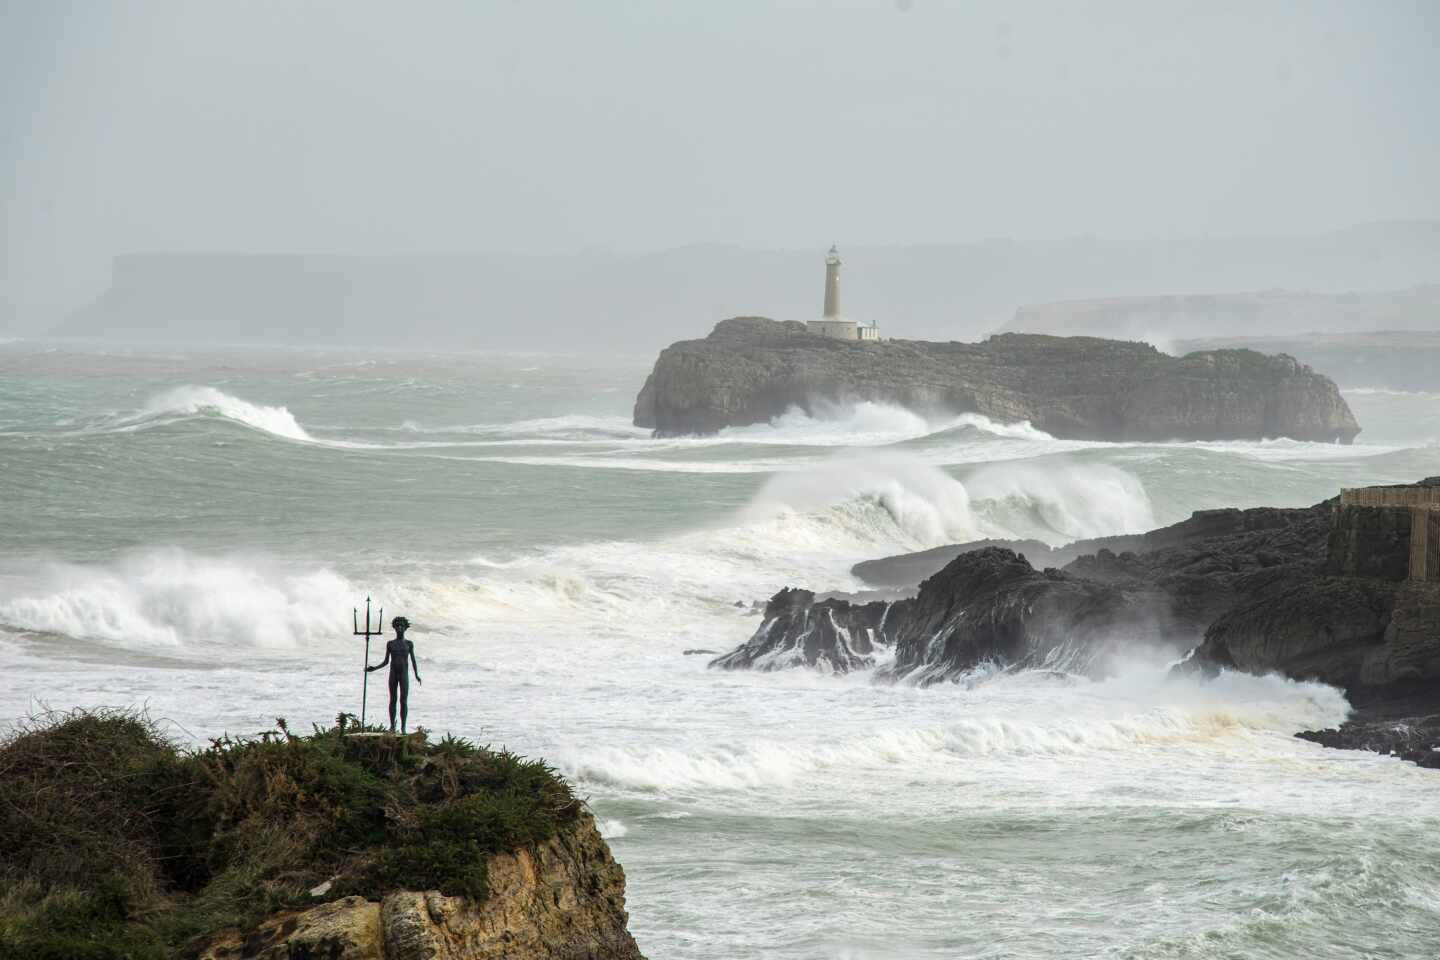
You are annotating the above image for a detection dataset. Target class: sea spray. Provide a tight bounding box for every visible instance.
[0,549,352,649]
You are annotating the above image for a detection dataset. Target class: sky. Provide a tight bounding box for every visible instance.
[2,0,1438,330]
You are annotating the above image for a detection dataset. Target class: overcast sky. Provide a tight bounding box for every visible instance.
[2,0,1437,328]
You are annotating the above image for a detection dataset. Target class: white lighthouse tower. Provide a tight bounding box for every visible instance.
[823,244,842,318]
[806,245,879,341]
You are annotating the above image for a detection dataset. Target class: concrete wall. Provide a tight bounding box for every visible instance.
[1339,486,1440,508]
[1334,484,1440,582]
[806,320,860,340]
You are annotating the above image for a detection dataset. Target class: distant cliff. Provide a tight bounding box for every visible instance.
[1174,331,1440,393]
[47,222,1440,349]
[1002,285,1440,343]
[633,317,1361,443]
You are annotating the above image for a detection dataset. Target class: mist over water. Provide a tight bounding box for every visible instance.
[3,342,1440,957]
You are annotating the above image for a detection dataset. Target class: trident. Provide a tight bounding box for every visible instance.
[354,596,384,726]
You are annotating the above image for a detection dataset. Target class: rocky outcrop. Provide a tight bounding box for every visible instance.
[718,506,1333,686]
[708,588,896,673]
[633,317,1360,442]
[197,813,644,960]
[874,548,1173,685]
[715,481,1440,767]
[1295,685,1440,769]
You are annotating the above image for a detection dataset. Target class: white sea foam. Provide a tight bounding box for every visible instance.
[558,668,1353,797]
[966,461,1156,541]
[0,455,1156,659]
[1344,387,1440,400]
[738,453,1154,548]
[142,386,313,441]
[0,549,353,649]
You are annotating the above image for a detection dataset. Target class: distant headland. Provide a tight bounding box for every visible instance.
[633,316,1361,443]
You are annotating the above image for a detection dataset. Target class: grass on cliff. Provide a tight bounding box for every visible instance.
[0,708,581,960]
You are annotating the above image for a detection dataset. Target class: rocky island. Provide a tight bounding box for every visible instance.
[0,712,645,959]
[634,317,1361,442]
[712,479,1440,769]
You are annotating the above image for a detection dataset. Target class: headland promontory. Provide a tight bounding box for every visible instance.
[633,317,1361,443]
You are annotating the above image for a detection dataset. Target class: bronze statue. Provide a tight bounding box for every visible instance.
[366,616,422,732]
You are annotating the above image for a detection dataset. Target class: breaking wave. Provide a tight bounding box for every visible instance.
[0,549,353,649]
[739,453,1154,548]
[0,456,1154,654]
[122,386,315,442]
[718,403,1052,447]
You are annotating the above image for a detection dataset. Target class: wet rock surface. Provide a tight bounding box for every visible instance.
[874,547,1172,685]
[709,587,896,673]
[1296,685,1440,770]
[634,317,1360,442]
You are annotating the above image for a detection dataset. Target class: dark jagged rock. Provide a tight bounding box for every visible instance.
[1296,684,1440,770]
[1297,719,1440,769]
[709,588,897,673]
[634,317,1360,442]
[722,509,1332,688]
[874,548,1178,685]
[716,549,1190,686]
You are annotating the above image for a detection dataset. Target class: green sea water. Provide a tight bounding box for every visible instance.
[2,339,1438,959]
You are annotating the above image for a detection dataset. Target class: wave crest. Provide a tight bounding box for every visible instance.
[0,549,352,649]
[127,386,314,442]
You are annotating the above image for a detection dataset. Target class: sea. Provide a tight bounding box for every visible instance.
[2,339,1439,959]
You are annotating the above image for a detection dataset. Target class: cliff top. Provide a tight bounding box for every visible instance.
[0,709,585,959]
[693,316,1303,368]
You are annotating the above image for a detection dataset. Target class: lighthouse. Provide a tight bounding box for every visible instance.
[823,244,841,318]
[806,245,880,341]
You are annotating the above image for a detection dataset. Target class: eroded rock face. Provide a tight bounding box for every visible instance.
[708,588,896,673]
[715,549,1188,686]
[715,505,1336,686]
[196,813,644,960]
[633,317,1360,442]
[876,548,1175,685]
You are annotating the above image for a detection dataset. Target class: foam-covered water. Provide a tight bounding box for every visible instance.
[2,341,1439,958]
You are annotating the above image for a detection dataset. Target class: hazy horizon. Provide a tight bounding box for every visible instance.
[4,1,1439,337]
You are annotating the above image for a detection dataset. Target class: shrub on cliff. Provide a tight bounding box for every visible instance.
[0,709,580,960]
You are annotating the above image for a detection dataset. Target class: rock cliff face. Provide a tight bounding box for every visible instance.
[197,812,644,960]
[708,588,894,674]
[633,317,1361,442]
[1001,286,1440,341]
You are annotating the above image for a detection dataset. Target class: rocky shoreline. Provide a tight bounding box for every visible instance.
[711,479,1440,769]
[634,317,1361,442]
